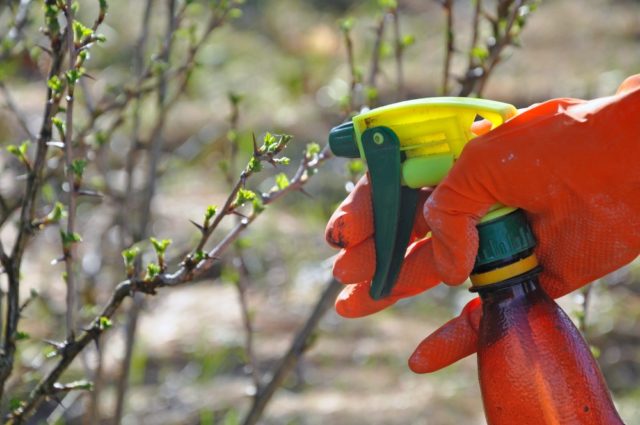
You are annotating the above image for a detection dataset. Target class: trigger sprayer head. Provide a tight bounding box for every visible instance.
[328,121,360,158]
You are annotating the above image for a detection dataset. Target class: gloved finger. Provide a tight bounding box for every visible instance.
[326,176,373,249]
[616,74,640,94]
[423,181,495,285]
[331,186,433,285]
[409,297,482,373]
[411,187,433,240]
[335,282,397,318]
[471,119,492,136]
[335,237,441,317]
[332,238,375,284]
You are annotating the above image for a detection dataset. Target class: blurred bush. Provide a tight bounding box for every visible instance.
[0,0,638,424]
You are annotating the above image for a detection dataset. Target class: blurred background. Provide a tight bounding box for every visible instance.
[0,0,639,424]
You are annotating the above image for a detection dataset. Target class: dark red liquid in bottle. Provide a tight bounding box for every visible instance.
[476,276,624,425]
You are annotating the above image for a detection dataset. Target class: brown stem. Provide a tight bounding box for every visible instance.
[241,279,342,425]
[0,82,37,142]
[114,1,177,422]
[6,143,330,422]
[1,11,66,402]
[391,8,404,100]
[235,258,261,392]
[342,27,357,113]
[441,0,454,95]
[63,0,78,343]
[367,13,386,96]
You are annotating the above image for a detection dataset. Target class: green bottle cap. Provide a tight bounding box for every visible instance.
[474,209,536,268]
[328,121,360,158]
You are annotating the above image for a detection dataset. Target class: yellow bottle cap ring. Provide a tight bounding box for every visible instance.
[470,254,539,287]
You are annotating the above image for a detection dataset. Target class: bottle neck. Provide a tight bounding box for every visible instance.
[475,273,541,302]
[469,209,540,291]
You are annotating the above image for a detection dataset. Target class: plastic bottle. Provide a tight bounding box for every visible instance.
[470,209,624,425]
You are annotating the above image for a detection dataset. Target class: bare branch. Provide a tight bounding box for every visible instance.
[367,14,386,95]
[6,143,331,423]
[0,82,37,142]
[62,0,79,343]
[242,279,342,425]
[440,0,454,95]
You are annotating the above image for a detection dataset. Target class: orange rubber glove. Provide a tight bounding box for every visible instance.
[325,74,640,373]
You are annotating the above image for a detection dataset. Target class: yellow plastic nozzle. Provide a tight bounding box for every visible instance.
[352,97,517,188]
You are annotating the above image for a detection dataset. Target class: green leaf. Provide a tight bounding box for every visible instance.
[366,87,378,102]
[339,17,355,33]
[233,188,257,207]
[47,202,66,222]
[73,21,93,42]
[205,205,217,221]
[98,316,112,330]
[94,131,107,146]
[150,237,172,255]
[305,142,321,160]
[78,49,90,62]
[52,116,65,134]
[228,91,243,106]
[7,140,29,163]
[401,34,416,47]
[263,132,277,149]
[15,331,30,341]
[228,8,242,19]
[9,398,23,411]
[221,265,240,285]
[275,173,289,190]
[145,262,161,280]
[378,0,397,9]
[247,156,262,173]
[471,46,489,61]
[65,68,83,85]
[223,408,240,425]
[121,246,140,266]
[348,159,365,175]
[252,197,265,214]
[70,158,87,177]
[60,231,83,247]
[194,250,207,263]
[48,75,63,93]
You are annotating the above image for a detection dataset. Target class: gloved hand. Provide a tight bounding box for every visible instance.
[325,74,640,373]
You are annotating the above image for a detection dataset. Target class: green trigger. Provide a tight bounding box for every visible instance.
[361,127,420,300]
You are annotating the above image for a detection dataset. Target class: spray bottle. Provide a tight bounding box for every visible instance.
[328,98,624,424]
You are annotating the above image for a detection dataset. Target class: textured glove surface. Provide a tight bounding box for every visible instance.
[326,75,640,373]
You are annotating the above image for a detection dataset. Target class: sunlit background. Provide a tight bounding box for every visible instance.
[0,0,639,424]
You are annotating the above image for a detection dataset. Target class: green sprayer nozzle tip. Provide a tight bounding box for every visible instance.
[329,121,360,158]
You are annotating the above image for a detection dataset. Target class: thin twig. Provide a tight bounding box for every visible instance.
[468,0,482,65]
[341,23,358,113]
[222,95,261,391]
[0,81,37,142]
[63,0,78,343]
[235,258,261,392]
[0,0,34,63]
[6,144,331,424]
[367,14,386,94]
[390,7,405,100]
[440,0,454,95]
[241,279,342,425]
[474,0,524,96]
[114,0,177,421]
[1,4,67,402]
[579,284,593,334]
